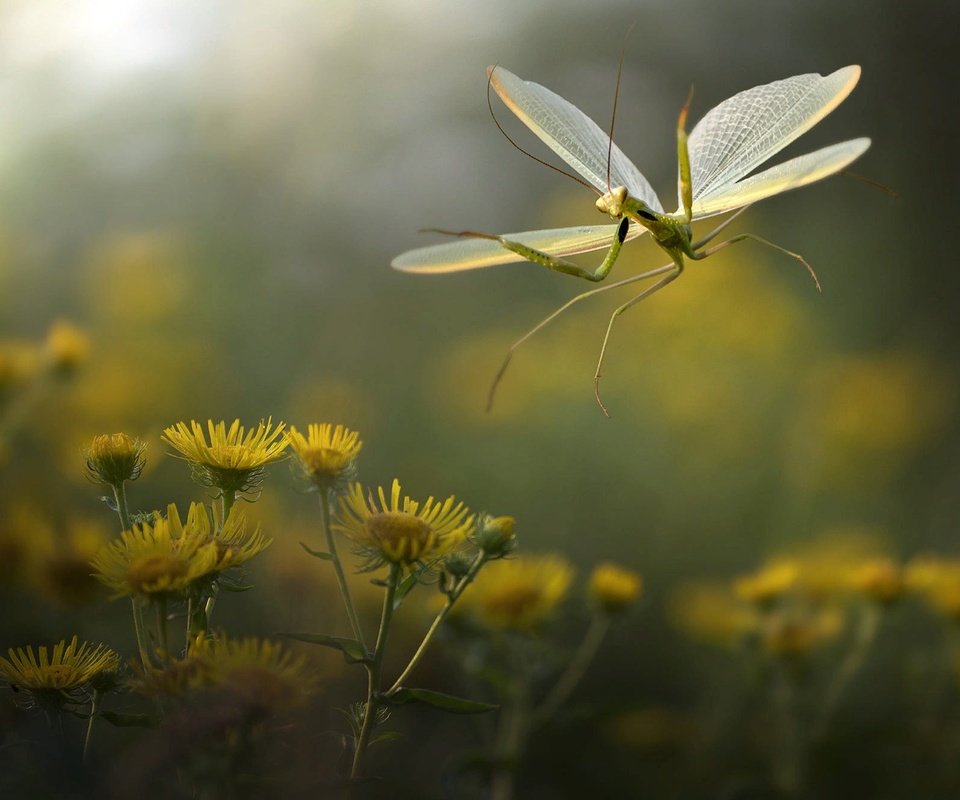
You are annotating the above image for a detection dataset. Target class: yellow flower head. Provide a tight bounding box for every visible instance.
[162,418,288,496]
[0,636,119,705]
[906,555,960,620]
[137,636,315,713]
[44,320,90,374]
[733,561,798,607]
[474,514,517,558]
[0,340,42,400]
[286,423,362,491]
[335,479,474,568]
[460,554,574,631]
[92,504,221,599]
[760,607,843,659]
[589,562,643,614]
[31,518,109,607]
[668,582,759,648]
[83,432,146,486]
[849,558,904,605]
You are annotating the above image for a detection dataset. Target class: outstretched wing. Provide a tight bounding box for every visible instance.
[691,137,870,218]
[686,66,862,208]
[489,66,663,212]
[391,223,646,274]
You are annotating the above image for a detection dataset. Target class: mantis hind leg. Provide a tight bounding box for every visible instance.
[594,263,683,417]
[692,231,821,292]
[487,261,677,412]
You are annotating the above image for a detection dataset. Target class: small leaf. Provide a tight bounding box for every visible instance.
[386,688,497,714]
[220,582,254,592]
[101,711,159,728]
[370,730,402,745]
[392,571,420,610]
[369,578,388,587]
[280,632,369,664]
[299,542,333,560]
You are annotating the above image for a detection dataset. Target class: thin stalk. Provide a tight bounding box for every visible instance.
[386,552,487,695]
[815,601,882,738]
[491,681,531,800]
[156,598,170,660]
[320,490,366,651]
[203,583,219,627]
[82,690,101,764]
[351,563,400,780]
[111,482,132,532]
[221,490,236,526]
[131,599,151,669]
[534,612,610,724]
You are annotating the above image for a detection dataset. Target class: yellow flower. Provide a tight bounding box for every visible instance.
[30,518,109,607]
[0,340,42,400]
[335,478,473,567]
[474,514,517,558]
[44,320,90,373]
[849,558,904,604]
[286,423,361,490]
[760,607,843,659]
[91,504,220,599]
[459,554,574,631]
[0,636,119,704]
[906,556,960,620]
[162,418,288,496]
[733,561,798,607]
[668,582,759,648]
[589,562,643,614]
[83,432,146,486]
[198,503,273,571]
[137,636,315,712]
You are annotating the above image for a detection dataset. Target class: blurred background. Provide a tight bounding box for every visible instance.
[0,0,958,797]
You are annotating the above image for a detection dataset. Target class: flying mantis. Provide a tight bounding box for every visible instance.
[391,64,871,415]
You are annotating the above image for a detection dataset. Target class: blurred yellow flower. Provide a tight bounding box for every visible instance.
[0,340,42,400]
[30,518,109,607]
[286,423,361,490]
[0,636,119,701]
[849,558,904,604]
[760,607,843,659]
[459,554,574,631]
[589,562,643,614]
[44,320,90,374]
[92,504,220,599]
[335,479,473,567]
[668,582,758,648]
[162,418,288,496]
[906,555,960,620]
[83,432,146,486]
[733,561,798,607]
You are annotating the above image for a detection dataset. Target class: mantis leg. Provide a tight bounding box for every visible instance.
[689,205,752,250]
[594,264,683,417]
[487,261,676,411]
[691,232,821,292]
[437,217,631,282]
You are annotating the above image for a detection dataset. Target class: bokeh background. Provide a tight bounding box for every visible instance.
[1,1,958,797]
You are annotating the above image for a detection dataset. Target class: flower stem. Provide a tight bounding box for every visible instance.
[534,611,610,725]
[131,599,151,669]
[351,563,399,780]
[221,490,235,526]
[320,490,366,651]
[111,482,132,532]
[386,551,487,695]
[82,690,101,764]
[156,598,169,660]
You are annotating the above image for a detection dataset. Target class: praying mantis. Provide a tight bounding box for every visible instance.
[392,63,870,415]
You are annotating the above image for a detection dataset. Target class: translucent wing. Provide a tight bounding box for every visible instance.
[489,66,664,213]
[687,66,862,203]
[391,223,646,274]
[691,137,871,218]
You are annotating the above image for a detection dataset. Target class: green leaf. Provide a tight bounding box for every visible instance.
[101,711,159,728]
[392,571,421,610]
[299,542,333,560]
[370,730,402,745]
[280,632,369,664]
[386,688,497,714]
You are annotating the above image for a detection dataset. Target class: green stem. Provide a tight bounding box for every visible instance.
[386,551,487,695]
[534,612,610,725]
[221,490,236,528]
[131,599,151,669]
[815,601,882,738]
[203,583,219,627]
[351,563,400,780]
[320,491,366,651]
[491,681,531,800]
[82,690,101,764]
[156,598,169,660]
[111,482,132,532]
